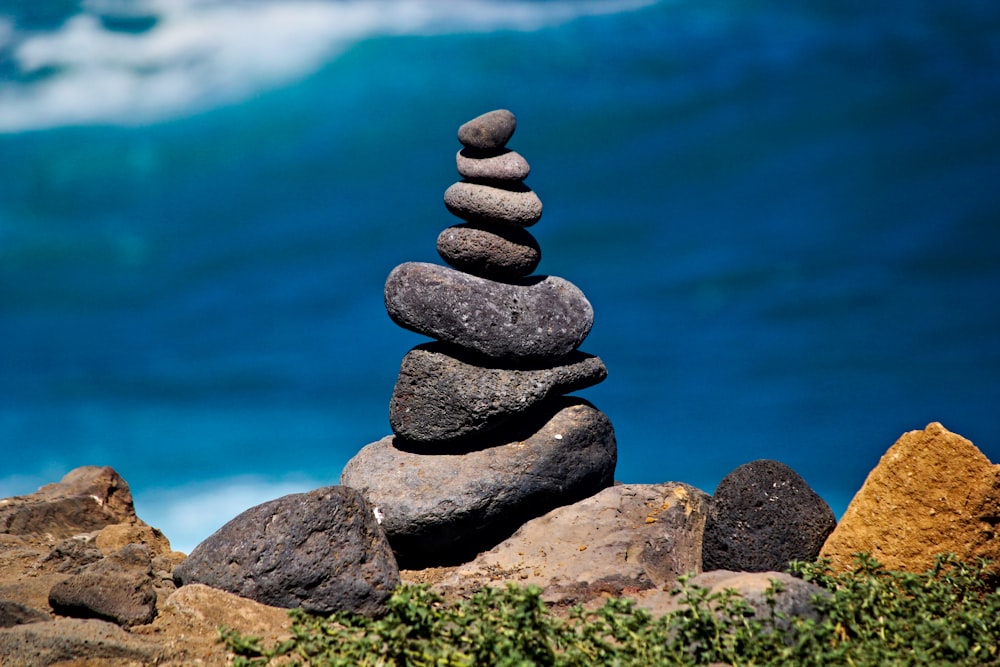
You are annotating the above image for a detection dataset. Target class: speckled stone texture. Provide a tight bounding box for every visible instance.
[457,108,516,150]
[701,459,836,573]
[384,262,593,362]
[390,342,607,445]
[173,486,399,616]
[444,181,543,227]
[436,222,541,279]
[341,397,617,568]
[456,148,530,182]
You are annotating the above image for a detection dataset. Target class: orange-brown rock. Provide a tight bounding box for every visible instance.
[819,422,1000,573]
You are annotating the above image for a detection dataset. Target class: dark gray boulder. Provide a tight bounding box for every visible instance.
[437,222,541,279]
[384,262,594,362]
[456,148,530,182]
[458,109,516,150]
[48,544,157,627]
[389,343,607,445]
[702,460,837,573]
[172,486,399,616]
[444,181,542,227]
[341,397,616,568]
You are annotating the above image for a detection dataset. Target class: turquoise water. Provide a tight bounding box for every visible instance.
[2,0,998,552]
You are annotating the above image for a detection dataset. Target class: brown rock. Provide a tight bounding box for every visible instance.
[819,422,1000,573]
[0,466,138,539]
[95,522,173,558]
[434,482,709,606]
[48,543,158,627]
[0,617,163,666]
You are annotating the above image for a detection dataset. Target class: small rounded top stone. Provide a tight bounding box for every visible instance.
[458,109,517,150]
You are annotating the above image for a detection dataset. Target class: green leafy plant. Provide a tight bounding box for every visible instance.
[221,553,1000,666]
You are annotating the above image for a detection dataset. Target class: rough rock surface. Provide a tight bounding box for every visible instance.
[435,483,710,605]
[444,181,543,227]
[0,617,165,666]
[385,262,594,362]
[635,571,830,629]
[0,600,49,628]
[173,485,399,616]
[48,543,158,627]
[457,108,516,150]
[390,343,607,445]
[0,466,138,538]
[702,459,836,573]
[437,222,541,279]
[820,422,1000,573]
[457,148,530,182]
[341,397,617,568]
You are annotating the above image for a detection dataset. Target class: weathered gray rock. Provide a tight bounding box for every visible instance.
[390,343,607,445]
[0,601,49,628]
[457,148,530,182]
[48,543,157,628]
[0,617,163,665]
[436,483,710,605]
[385,262,594,362]
[702,460,836,573]
[437,222,541,279]
[173,486,399,616]
[637,571,830,629]
[0,466,138,538]
[458,109,516,150]
[444,181,543,227]
[341,397,617,568]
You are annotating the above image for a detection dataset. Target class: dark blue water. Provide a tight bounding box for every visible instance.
[2,0,999,552]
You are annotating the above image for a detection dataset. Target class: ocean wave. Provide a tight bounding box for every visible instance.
[0,0,656,132]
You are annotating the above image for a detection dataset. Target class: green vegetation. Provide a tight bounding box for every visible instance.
[221,554,1000,666]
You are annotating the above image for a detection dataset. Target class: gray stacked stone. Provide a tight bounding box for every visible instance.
[343,109,617,567]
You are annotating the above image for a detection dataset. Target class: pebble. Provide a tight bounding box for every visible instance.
[457,109,517,150]
[444,181,543,227]
[436,222,541,279]
[456,148,531,182]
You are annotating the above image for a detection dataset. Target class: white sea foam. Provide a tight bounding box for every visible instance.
[134,475,325,554]
[0,0,656,132]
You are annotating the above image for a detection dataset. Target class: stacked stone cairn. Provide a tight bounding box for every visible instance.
[341,110,617,568]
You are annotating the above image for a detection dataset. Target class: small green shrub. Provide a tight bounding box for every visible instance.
[221,553,1000,667]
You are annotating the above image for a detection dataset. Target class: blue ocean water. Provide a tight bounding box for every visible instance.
[2,0,998,553]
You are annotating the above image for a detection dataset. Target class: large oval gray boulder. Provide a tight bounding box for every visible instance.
[435,482,710,605]
[384,262,594,362]
[341,397,617,568]
[390,343,607,445]
[172,486,399,616]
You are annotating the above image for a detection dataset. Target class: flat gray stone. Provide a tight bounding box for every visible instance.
[444,181,543,227]
[435,483,710,605]
[456,148,530,182]
[172,486,399,616]
[48,544,157,628]
[457,109,516,150]
[341,397,617,568]
[384,262,594,362]
[437,222,541,279]
[702,460,837,573]
[390,342,607,445]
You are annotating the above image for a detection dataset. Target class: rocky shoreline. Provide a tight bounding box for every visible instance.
[3,110,997,665]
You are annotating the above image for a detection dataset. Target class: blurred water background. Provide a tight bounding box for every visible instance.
[2,0,998,553]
